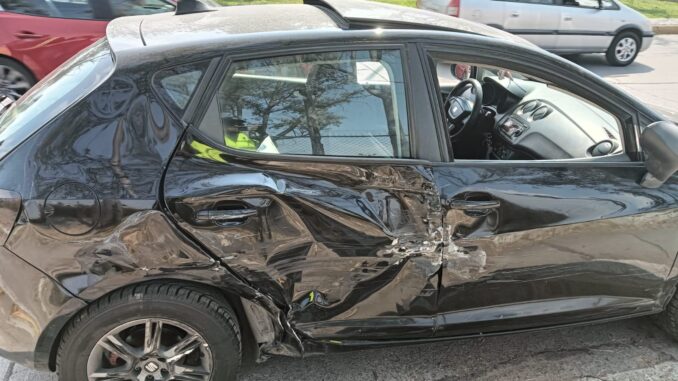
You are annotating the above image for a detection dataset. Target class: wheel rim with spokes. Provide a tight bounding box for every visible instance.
[0,64,31,100]
[615,37,637,63]
[87,318,213,381]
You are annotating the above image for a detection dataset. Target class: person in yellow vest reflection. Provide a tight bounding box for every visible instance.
[223,118,258,151]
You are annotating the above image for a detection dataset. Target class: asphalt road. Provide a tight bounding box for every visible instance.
[576,34,678,121]
[1,35,677,381]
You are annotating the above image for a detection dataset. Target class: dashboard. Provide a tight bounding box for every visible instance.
[476,76,623,161]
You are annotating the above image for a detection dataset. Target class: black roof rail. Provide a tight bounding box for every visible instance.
[303,0,350,29]
[176,0,214,16]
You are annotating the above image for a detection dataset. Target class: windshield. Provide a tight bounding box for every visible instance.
[0,39,114,161]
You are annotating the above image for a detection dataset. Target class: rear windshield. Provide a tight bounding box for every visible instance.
[0,39,114,160]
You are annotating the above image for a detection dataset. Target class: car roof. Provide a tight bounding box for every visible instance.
[106,0,531,65]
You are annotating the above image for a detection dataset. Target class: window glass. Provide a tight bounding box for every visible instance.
[0,39,114,161]
[561,0,615,8]
[109,0,174,17]
[431,59,624,161]
[197,50,411,158]
[154,61,210,116]
[50,0,94,19]
[0,0,51,16]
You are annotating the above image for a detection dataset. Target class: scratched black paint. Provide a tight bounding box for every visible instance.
[0,0,676,375]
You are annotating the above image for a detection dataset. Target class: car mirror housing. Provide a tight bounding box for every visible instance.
[640,121,678,188]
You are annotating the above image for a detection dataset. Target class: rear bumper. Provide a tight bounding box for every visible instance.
[0,246,85,370]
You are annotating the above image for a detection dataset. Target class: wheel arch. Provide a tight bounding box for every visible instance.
[612,25,645,49]
[40,275,300,372]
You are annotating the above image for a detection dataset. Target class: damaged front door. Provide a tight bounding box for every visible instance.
[164,46,446,342]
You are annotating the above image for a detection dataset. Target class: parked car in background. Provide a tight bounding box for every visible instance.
[416,0,654,66]
[0,1,678,380]
[0,0,176,99]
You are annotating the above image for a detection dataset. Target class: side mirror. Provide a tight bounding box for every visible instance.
[640,121,678,188]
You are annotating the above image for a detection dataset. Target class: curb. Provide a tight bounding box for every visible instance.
[652,19,678,34]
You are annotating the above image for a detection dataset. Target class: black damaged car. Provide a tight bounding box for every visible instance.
[0,0,678,380]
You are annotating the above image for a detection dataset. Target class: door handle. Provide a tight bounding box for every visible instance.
[563,16,573,21]
[195,209,258,223]
[448,199,500,217]
[511,11,520,17]
[14,31,45,39]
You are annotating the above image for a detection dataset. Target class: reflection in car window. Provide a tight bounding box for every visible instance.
[197,50,411,158]
[154,62,209,116]
[0,39,114,160]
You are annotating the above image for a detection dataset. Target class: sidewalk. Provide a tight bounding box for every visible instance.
[652,18,678,34]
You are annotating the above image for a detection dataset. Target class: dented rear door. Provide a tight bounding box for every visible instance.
[163,44,447,341]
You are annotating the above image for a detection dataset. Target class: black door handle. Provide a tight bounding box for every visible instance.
[448,200,500,210]
[448,199,500,217]
[195,209,258,223]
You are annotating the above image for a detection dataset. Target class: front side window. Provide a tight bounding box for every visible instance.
[197,49,411,159]
[431,56,624,161]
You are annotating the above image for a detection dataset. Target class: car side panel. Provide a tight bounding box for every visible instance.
[0,246,85,369]
[557,7,617,52]
[500,1,561,50]
[432,163,678,337]
[163,135,444,341]
[0,12,106,80]
[0,61,301,367]
[459,0,506,30]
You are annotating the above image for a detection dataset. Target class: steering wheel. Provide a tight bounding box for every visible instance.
[445,79,484,140]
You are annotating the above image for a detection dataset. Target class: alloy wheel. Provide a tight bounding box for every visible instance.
[86,318,213,381]
[0,64,31,100]
[615,37,637,63]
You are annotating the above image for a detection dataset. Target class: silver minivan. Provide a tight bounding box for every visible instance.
[417,0,654,65]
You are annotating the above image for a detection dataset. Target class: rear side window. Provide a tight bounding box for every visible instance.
[153,61,210,117]
[197,49,411,159]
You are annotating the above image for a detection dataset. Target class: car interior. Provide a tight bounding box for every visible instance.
[431,57,626,161]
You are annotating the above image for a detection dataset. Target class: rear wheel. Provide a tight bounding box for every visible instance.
[657,290,678,341]
[57,282,241,381]
[606,31,640,66]
[0,57,35,100]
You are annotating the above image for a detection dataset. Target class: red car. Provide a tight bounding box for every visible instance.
[0,0,175,99]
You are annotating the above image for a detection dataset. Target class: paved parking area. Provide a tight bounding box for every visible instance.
[577,34,678,121]
[1,33,677,381]
[4,317,678,380]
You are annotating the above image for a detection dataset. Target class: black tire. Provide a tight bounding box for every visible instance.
[0,57,36,99]
[606,31,640,66]
[57,282,241,381]
[657,291,678,341]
